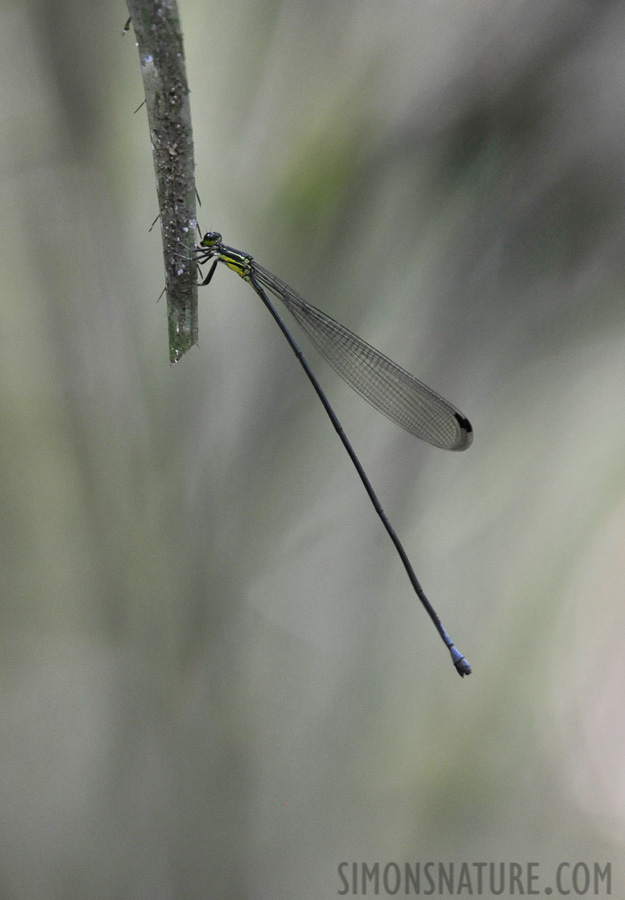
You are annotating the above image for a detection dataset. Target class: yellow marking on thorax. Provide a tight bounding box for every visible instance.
[221,252,252,280]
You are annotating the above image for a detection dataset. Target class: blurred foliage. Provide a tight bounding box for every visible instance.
[0,0,624,896]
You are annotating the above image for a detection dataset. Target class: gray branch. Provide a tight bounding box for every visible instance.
[126,0,198,363]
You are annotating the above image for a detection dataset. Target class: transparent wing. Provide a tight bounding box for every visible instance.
[251,263,472,451]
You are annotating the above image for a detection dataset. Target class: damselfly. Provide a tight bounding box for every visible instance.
[193,232,473,676]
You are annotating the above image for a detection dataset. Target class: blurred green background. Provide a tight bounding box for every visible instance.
[1,0,624,896]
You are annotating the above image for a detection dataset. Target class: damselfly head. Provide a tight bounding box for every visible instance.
[200,231,222,249]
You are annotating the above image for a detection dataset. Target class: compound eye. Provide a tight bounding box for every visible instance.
[201,231,222,248]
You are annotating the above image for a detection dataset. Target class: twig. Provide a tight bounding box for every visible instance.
[125,0,198,363]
